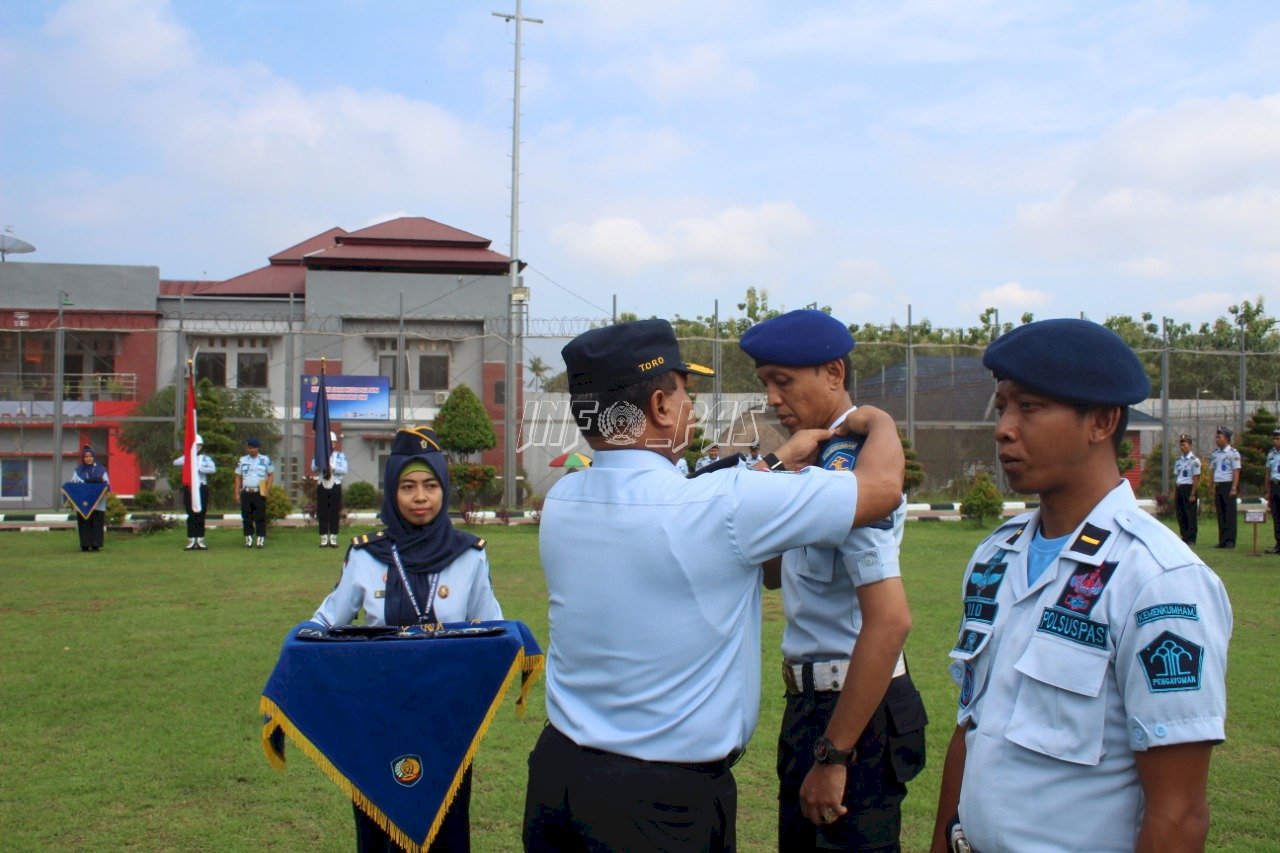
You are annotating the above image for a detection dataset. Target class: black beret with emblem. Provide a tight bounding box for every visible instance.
[562,319,714,393]
[982,318,1150,406]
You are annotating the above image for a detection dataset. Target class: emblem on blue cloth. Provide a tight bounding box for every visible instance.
[1135,603,1198,626]
[820,437,862,472]
[1055,562,1117,616]
[1037,608,1109,649]
[1139,631,1203,692]
[953,629,984,654]
[963,557,1008,624]
[392,755,423,787]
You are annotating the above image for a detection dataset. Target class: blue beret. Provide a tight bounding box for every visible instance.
[983,318,1150,406]
[738,309,854,366]
[246,436,261,448]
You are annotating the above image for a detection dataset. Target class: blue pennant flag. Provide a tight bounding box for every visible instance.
[260,620,543,852]
[312,370,333,479]
[61,481,108,519]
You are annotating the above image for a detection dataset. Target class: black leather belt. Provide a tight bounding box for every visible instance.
[548,725,743,775]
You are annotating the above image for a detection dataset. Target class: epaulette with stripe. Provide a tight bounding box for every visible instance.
[472,538,487,550]
[351,529,388,549]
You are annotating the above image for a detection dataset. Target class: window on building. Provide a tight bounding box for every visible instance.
[237,353,268,388]
[1,459,31,499]
[195,352,227,387]
[494,380,506,406]
[379,355,399,391]
[418,355,448,391]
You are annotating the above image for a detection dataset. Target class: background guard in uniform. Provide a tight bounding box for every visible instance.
[234,436,274,549]
[312,431,348,548]
[1208,426,1240,549]
[740,309,926,852]
[70,445,109,551]
[1266,428,1280,554]
[173,434,216,551]
[931,319,1232,853]
[1172,434,1201,546]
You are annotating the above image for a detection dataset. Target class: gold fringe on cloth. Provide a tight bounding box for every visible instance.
[260,649,539,852]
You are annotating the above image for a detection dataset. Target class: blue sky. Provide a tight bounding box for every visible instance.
[3,0,1280,330]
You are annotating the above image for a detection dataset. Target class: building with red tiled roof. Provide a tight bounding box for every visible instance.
[1,217,523,507]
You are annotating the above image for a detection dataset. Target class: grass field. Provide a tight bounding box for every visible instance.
[1,520,1277,851]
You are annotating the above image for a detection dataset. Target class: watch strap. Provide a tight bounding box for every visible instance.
[761,452,786,471]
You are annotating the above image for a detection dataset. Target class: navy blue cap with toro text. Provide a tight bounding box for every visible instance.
[562,319,715,393]
[738,309,854,366]
[983,318,1150,406]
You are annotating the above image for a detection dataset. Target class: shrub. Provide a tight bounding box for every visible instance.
[960,473,1004,526]
[265,485,293,523]
[132,489,162,510]
[105,494,127,526]
[344,481,379,509]
[450,464,497,505]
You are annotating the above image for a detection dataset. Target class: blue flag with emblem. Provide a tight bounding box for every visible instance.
[61,481,108,519]
[312,365,334,479]
[260,620,543,852]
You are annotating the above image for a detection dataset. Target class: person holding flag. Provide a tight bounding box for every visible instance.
[173,435,216,551]
[310,364,347,547]
[67,445,110,551]
[173,363,216,551]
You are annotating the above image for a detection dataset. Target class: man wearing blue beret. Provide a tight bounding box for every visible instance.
[739,309,925,851]
[525,318,907,852]
[932,318,1233,853]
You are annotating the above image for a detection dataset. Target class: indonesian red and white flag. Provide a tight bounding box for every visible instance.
[183,368,202,512]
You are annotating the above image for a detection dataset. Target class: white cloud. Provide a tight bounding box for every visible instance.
[626,43,756,102]
[967,281,1050,313]
[1170,291,1254,319]
[553,201,812,276]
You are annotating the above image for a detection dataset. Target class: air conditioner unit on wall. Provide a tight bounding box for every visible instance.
[434,390,449,405]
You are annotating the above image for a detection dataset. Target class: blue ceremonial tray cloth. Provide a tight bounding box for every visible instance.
[260,620,543,852]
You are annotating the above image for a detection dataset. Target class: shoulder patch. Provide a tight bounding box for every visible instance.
[1069,522,1111,556]
[1138,631,1203,692]
[472,538,486,550]
[350,529,388,549]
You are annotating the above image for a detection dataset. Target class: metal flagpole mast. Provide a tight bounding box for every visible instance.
[494,0,541,509]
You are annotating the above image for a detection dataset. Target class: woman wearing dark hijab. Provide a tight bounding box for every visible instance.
[70,445,110,551]
[310,426,503,853]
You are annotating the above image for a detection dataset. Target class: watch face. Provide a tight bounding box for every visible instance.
[814,739,829,761]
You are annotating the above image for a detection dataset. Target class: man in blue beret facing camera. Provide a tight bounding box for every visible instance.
[932,319,1232,853]
[524,318,906,852]
[739,309,926,851]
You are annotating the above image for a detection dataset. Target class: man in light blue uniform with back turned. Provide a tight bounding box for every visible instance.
[932,320,1232,853]
[524,319,906,852]
[741,309,926,851]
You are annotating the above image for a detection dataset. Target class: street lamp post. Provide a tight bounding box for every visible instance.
[50,289,70,508]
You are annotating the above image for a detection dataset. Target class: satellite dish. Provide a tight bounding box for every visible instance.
[0,230,36,261]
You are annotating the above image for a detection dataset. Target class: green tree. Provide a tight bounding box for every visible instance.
[435,384,497,462]
[1241,406,1277,494]
[1139,442,1166,499]
[118,379,279,510]
[1118,438,1136,476]
[527,356,551,391]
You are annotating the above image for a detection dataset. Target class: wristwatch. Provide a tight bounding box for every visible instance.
[812,735,856,765]
[760,453,787,471]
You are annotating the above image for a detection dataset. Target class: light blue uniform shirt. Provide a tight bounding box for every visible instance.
[540,449,858,763]
[237,453,274,489]
[1267,448,1280,482]
[173,454,216,486]
[311,451,349,485]
[779,409,905,662]
[311,546,503,627]
[950,482,1232,853]
[1173,451,1200,485]
[1209,445,1240,483]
